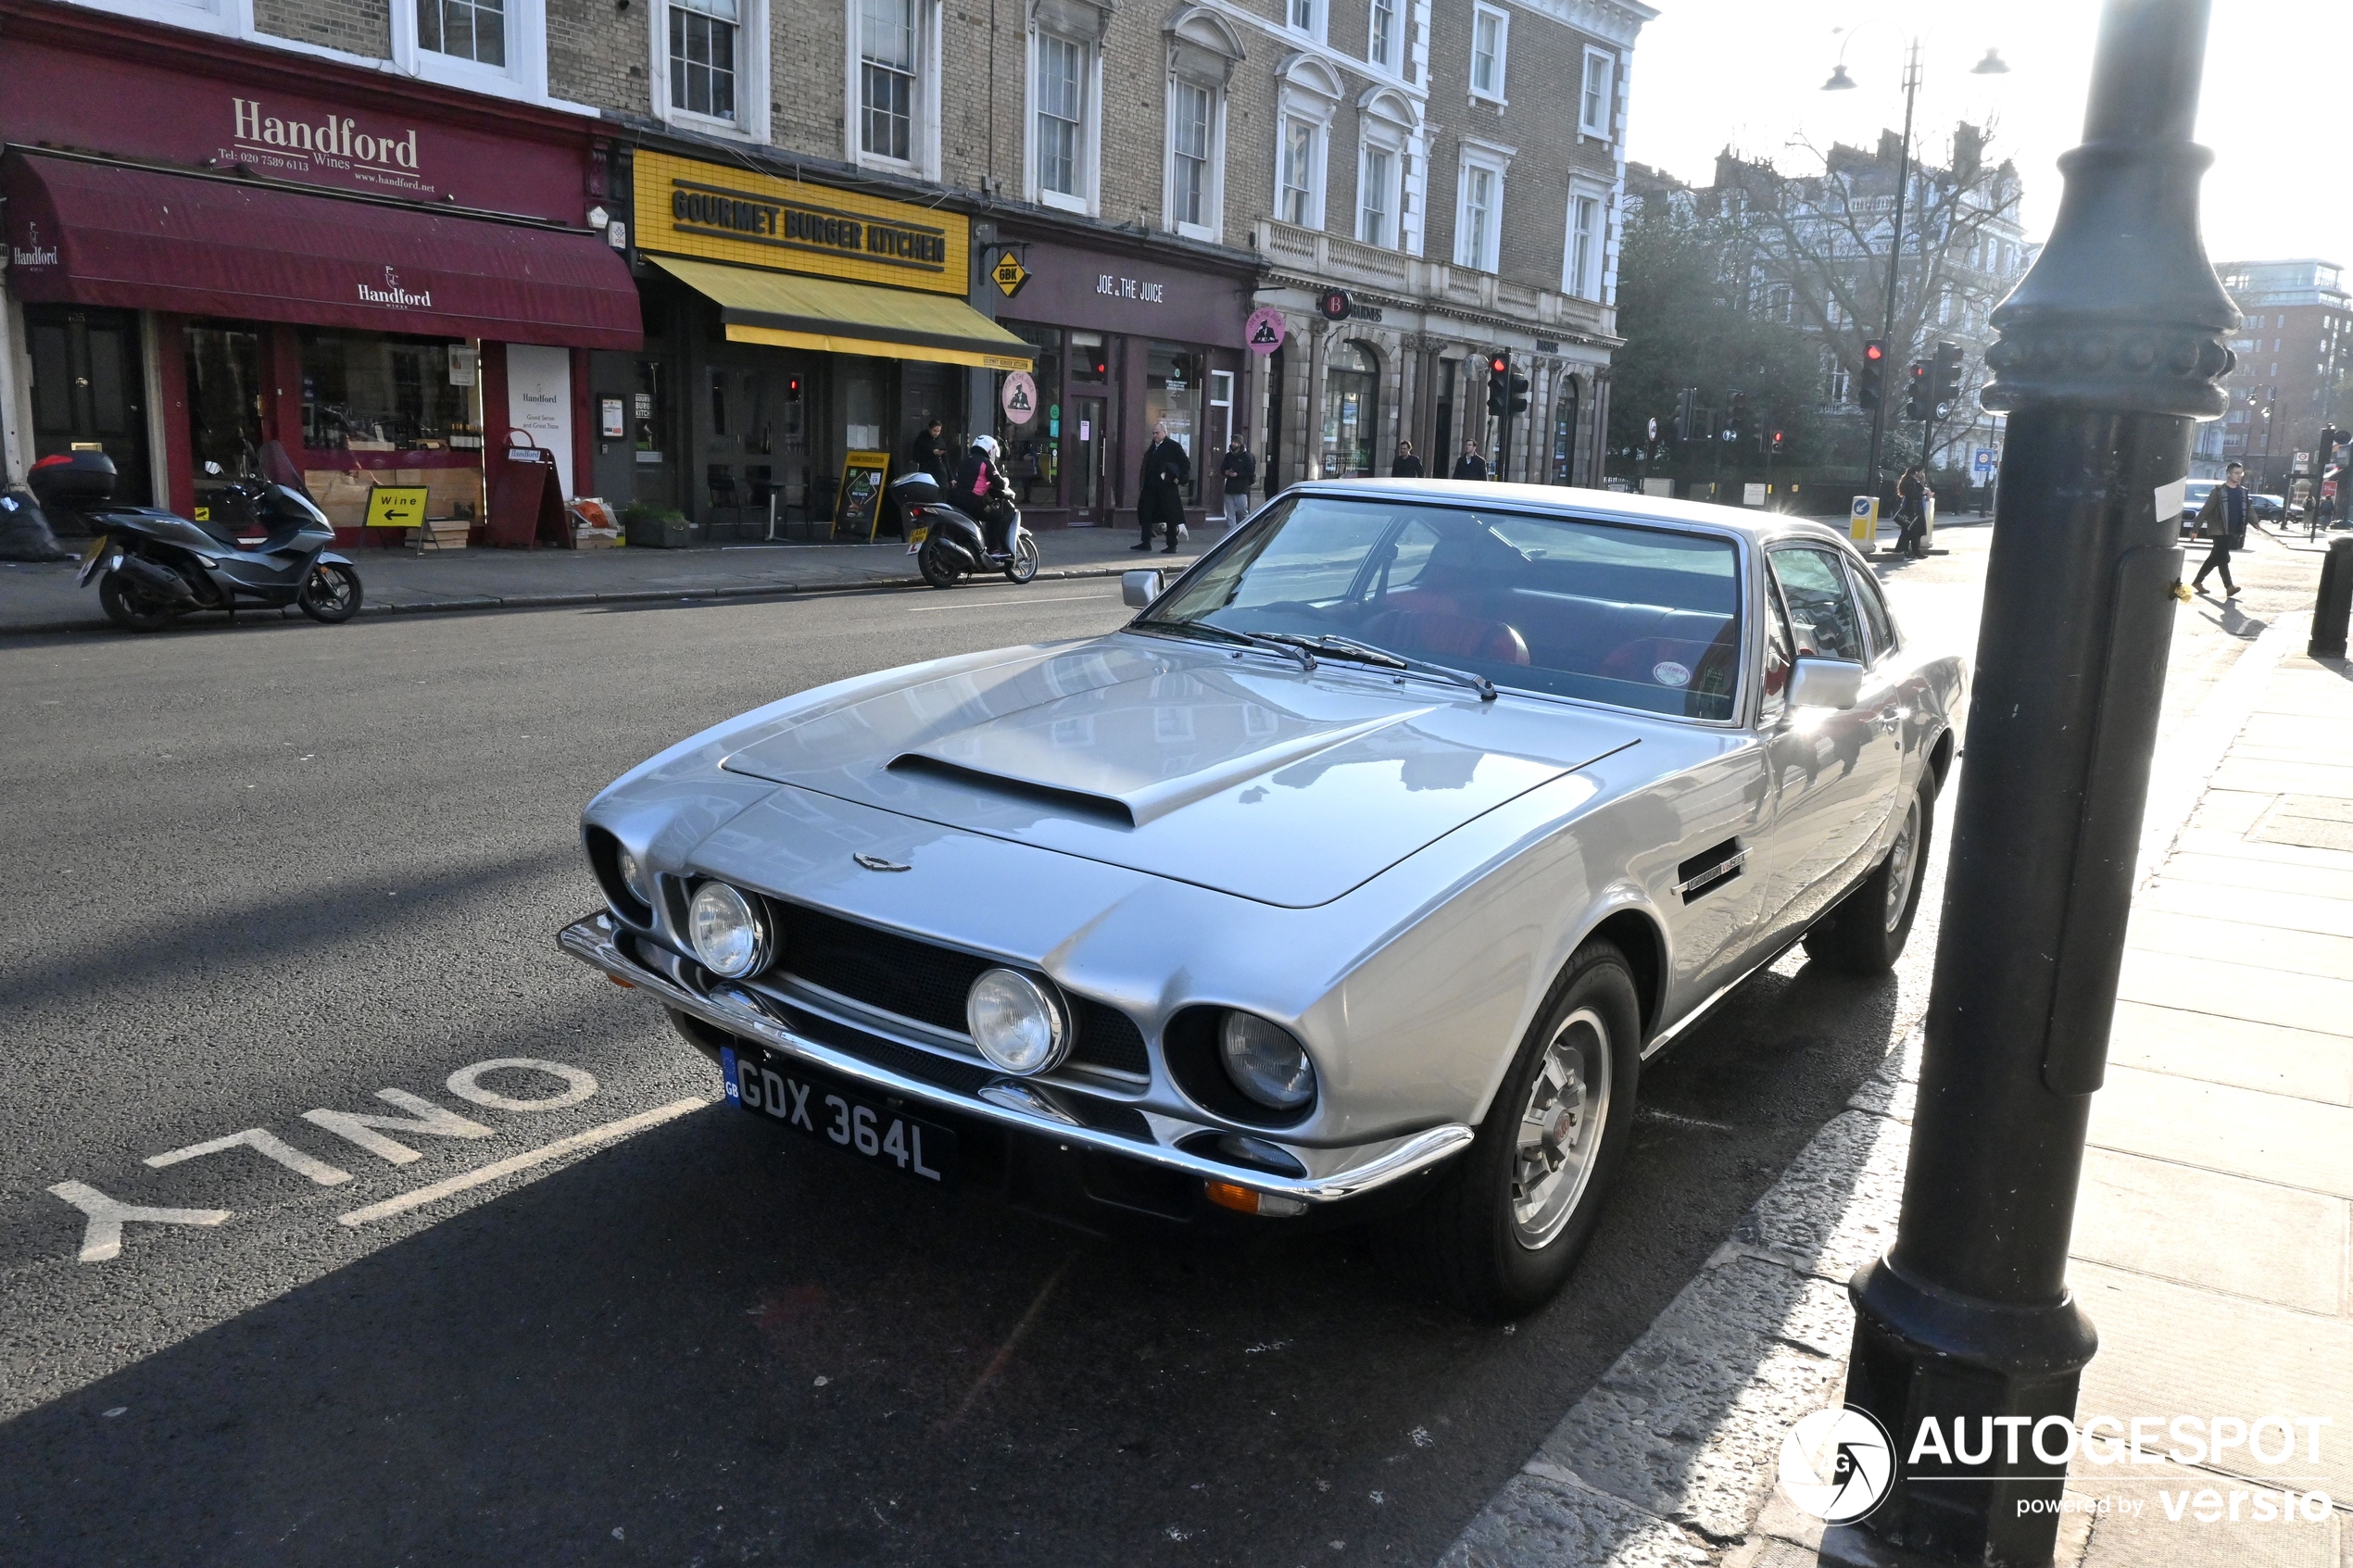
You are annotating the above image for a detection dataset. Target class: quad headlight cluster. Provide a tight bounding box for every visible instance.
[965,968,1070,1075]
[1217,1011,1316,1110]
[687,881,772,979]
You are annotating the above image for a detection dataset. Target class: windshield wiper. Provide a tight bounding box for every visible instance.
[1300,634,1498,702]
[1139,619,1315,671]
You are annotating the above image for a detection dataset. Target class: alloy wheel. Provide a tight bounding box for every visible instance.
[1510,1006,1612,1248]
[1882,796,1921,933]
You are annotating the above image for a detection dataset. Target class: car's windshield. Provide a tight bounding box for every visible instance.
[1138,494,1744,721]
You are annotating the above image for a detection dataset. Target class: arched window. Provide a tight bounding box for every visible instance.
[1322,339,1380,477]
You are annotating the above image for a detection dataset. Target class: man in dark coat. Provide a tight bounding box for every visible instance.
[1893,464,1933,558]
[1451,440,1488,482]
[2192,460,2249,597]
[1218,438,1256,526]
[907,418,953,486]
[1135,420,1190,552]
[1391,440,1425,478]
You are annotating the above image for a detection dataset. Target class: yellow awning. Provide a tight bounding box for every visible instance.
[648,256,1034,371]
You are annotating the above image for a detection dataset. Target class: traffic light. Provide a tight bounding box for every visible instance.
[1728,391,1749,443]
[1858,341,1886,409]
[1677,386,1698,440]
[1487,353,1510,418]
[1905,362,1933,422]
[1507,373,1530,415]
[1770,430,1785,455]
[1931,339,1964,406]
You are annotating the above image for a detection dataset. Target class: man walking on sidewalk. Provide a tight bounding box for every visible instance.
[2191,459,2248,596]
[1391,440,1424,478]
[1451,440,1488,483]
[1135,420,1190,553]
[1893,465,1933,558]
[1218,437,1255,527]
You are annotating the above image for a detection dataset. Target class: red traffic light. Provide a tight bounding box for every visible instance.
[1864,342,1885,361]
[1489,354,1509,376]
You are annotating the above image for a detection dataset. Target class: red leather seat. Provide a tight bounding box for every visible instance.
[1361,608,1531,666]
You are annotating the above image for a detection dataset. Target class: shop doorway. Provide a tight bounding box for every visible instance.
[24,304,152,515]
[183,320,267,522]
[1322,340,1379,478]
[1433,358,1456,478]
[1071,395,1107,521]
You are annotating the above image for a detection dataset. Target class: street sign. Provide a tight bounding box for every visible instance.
[1850,495,1880,548]
[1000,370,1038,425]
[989,250,1029,298]
[1972,446,1996,475]
[1647,417,1658,442]
[1245,306,1287,355]
[1743,483,1767,507]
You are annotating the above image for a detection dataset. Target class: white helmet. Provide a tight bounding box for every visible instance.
[971,434,1000,459]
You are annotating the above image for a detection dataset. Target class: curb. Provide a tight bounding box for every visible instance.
[0,558,1190,638]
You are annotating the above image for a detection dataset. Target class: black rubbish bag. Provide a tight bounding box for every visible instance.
[0,486,74,562]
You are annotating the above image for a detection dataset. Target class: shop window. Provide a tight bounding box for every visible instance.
[1321,340,1379,479]
[1034,31,1090,208]
[857,0,924,166]
[184,324,264,498]
[1146,342,1205,502]
[995,324,1063,507]
[1470,4,1507,103]
[671,0,738,121]
[419,0,506,66]
[297,330,475,453]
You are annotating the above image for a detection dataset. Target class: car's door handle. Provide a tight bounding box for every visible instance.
[1876,706,1905,734]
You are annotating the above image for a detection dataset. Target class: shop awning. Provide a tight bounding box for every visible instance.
[648,256,1032,370]
[2,150,641,350]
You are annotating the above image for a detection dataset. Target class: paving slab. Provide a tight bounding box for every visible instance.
[2128,909,2353,984]
[2086,1065,2353,1198]
[1436,1471,1713,1568]
[2078,1468,2341,1568]
[2209,760,2353,797]
[2115,949,2353,1038]
[2106,1000,2353,1105]
[2174,827,2353,874]
[2139,879,2353,938]
[2180,786,2275,835]
[2070,1146,2347,1315]
[2153,852,2353,903]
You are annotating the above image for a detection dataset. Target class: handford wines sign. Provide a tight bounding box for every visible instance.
[226,99,430,195]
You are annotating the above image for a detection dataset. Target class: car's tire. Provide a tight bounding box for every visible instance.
[917,537,960,589]
[98,571,179,633]
[1391,939,1642,1320]
[1802,773,1935,976]
[297,561,363,624]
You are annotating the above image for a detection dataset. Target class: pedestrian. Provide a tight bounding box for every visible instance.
[907,417,952,486]
[1135,420,1191,553]
[1894,464,1933,558]
[1391,440,1425,478]
[1451,440,1488,483]
[2191,460,2249,597]
[1218,436,1256,527]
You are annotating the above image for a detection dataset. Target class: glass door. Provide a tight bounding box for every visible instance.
[1071,395,1107,521]
[26,305,152,517]
[182,320,265,525]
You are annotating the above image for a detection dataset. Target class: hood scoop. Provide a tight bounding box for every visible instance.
[886,754,1137,828]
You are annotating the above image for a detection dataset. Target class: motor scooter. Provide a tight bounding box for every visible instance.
[31,448,362,633]
[897,470,1040,588]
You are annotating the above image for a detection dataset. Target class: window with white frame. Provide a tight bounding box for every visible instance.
[1281,116,1321,228]
[1470,4,1507,102]
[1171,81,1213,231]
[1565,181,1604,299]
[1359,144,1395,246]
[1368,0,1396,70]
[1579,47,1615,138]
[1035,31,1088,204]
[670,0,738,119]
[1289,0,1319,36]
[858,0,918,162]
[419,0,506,65]
[1455,149,1505,271]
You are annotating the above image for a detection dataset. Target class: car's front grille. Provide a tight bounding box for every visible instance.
[766,899,1150,1076]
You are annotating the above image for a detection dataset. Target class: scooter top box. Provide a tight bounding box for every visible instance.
[28,450,119,508]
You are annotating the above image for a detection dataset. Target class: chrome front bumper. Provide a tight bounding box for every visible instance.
[557,912,1474,1208]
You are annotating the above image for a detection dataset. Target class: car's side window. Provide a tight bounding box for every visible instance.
[1847,559,1895,661]
[1757,578,1795,723]
[1768,548,1866,663]
[1373,518,1441,599]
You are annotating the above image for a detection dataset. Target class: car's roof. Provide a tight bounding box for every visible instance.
[1279,478,1854,550]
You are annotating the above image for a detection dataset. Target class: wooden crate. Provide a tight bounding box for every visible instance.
[409,519,472,553]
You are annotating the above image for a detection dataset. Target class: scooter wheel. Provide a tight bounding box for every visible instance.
[98,571,179,633]
[1003,534,1040,583]
[298,562,364,624]
[917,537,960,590]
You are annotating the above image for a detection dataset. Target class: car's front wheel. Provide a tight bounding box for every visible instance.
[1803,773,1934,975]
[1393,939,1642,1320]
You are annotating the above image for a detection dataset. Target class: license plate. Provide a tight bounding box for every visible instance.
[906,525,927,556]
[80,533,107,564]
[722,1047,956,1185]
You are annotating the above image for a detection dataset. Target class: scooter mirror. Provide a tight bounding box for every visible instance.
[1121,570,1164,608]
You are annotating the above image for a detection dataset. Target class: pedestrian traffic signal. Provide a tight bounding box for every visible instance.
[1931,339,1964,406]
[1487,354,1511,418]
[1771,430,1785,455]
[1906,362,1933,422]
[1507,374,1530,415]
[1858,342,1886,410]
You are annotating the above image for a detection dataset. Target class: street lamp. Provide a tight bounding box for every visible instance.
[1836,2,2234,1563]
[1823,27,2011,502]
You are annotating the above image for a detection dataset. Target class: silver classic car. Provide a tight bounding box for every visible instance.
[560,481,1963,1316]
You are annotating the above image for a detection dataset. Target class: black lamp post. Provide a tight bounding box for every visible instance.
[1836,2,2233,1564]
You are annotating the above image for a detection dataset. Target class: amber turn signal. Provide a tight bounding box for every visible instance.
[1204,1180,1308,1218]
[609,974,636,988]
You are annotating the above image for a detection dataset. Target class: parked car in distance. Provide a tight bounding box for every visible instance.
[560,482,1967,1318]
[2252,492,2288,521]
[2180,480,2218,535]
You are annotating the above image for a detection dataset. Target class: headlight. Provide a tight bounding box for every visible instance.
[687,882,770,978]
[1220,1012,1315,1110]
[965,969,1068,1075]
[616,844,652,905]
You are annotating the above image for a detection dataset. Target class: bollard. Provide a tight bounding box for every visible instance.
[2313,535,2353,659]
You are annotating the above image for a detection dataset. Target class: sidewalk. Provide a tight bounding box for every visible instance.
[0,523,1216,635]
[1441,617,2353,1567]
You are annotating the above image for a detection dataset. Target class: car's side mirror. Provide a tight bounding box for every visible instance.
[1122,570,1164,608]
[1787,656,1865,710]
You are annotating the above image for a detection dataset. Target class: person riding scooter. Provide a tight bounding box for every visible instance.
[951,435,1017,561]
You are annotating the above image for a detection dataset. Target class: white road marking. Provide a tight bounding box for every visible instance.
[334,1098,705,1227]
[48,1180,232,1263]
[445,1058,598,1112]
[145,1128,352,1186]
[902,593,1111,612]
[301,1088,494,1165]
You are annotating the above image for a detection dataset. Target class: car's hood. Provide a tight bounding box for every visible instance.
[718,636,1643,906]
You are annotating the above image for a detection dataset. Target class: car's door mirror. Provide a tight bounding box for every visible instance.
[1787,656,1865,710]
[1122,570,1164,608]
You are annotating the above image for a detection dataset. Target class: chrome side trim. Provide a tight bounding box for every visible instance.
[1669,848,1749,898]
[1639,932,1807,1062]
[559,913,1472,1204]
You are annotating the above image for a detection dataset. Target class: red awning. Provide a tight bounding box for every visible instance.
[3,150,641,350]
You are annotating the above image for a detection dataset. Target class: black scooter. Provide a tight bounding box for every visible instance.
[897,470,1040,589]
[31,449,363,633]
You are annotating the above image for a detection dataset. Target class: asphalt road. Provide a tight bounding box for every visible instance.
[0,526,2316,1567]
